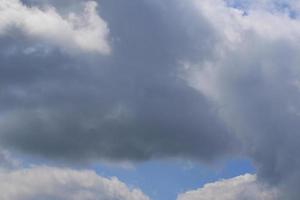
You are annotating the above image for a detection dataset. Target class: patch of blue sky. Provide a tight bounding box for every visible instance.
[93,157,255,200]
[13,152,255,200]
[225,0,299,18]
[225,0,251,10]
[273,2,298,18]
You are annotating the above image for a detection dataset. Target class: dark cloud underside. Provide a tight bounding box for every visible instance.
[0,0,236,162]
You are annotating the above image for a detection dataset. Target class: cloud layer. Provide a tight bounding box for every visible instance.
[0,166,149,200]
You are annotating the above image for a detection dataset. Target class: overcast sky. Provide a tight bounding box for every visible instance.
[0,0,300,199]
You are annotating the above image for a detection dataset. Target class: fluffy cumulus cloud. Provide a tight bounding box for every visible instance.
[177,174,278,200]
[0,0,110,54]
[0,166,149,200]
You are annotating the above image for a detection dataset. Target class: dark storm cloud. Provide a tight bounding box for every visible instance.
[0,0,236,163]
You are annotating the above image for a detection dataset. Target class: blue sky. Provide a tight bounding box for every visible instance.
[93,158,255,200]
[11,151,256,200]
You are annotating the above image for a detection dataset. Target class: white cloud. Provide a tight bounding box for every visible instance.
[0,0,110,54]
[177,174,278,200]
[192,0,300,47]
[0,166,149,200]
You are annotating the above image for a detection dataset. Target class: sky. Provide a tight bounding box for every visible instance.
[0,0,300,199]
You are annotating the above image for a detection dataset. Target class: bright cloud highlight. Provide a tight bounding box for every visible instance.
[0,0,110,54]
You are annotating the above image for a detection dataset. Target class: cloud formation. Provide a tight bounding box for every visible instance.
[0,166,149,200]
[184,0,300,198]
[177,174,278,200]
[1,0,300,199]
[0,0,110,54]
[0,0,236,162]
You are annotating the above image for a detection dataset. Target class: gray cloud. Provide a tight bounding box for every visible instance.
[0,0,236,163]
[0,149,20,169]
[184,0,300,198]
